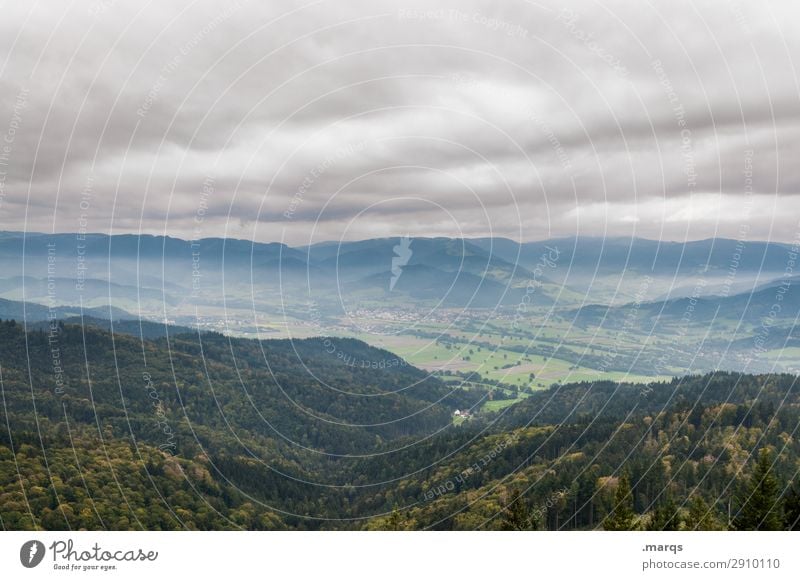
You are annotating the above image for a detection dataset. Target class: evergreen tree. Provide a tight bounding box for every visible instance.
[385,506,405,531]
[732,449,783,530]
[500,489,534,531]
[783,480,800,531]
[604,473,637,530]
[646,496,680,531]
[683,495,725,530]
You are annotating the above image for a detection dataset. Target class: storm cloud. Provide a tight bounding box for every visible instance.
[0,0,798,246]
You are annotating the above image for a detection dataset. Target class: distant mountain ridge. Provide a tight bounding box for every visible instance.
[471,235,793,275]
[0,297,133,322]
[4,231,792,272]
[0,231,795,314]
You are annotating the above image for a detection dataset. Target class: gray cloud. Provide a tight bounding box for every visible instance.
[0,0,798,245]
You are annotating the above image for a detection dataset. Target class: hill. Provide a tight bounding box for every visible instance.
[1,320,799,530]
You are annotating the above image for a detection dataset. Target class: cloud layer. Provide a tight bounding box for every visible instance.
[1,0,798,245]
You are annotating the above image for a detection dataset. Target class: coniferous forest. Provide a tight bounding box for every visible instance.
[1,319,799,531]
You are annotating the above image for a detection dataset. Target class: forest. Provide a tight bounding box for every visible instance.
[1,319,799,530]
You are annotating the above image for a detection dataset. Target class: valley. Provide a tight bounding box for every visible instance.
[2,232,798,395]
[1,232,800,530]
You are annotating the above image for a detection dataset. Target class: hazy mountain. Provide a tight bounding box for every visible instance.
[574,275,800,328]
[0,232,304,265]
[0,231,794,316]
[471,236,792,276]
[353,263,530,308]
[24,315,198,338]
[0,297,133,322]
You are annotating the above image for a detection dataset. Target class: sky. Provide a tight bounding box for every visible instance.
[0,0,798,247]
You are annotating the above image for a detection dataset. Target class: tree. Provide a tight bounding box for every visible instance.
[371,505,414,531]
[683,495,724,530]
[500,489,534,531]
[386,507,403,530]
[646,496,680,531]
[783,480,800,531]
[604,473,637,530]
[732,449,783,530]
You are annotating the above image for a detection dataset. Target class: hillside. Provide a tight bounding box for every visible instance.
[1,320,799,530]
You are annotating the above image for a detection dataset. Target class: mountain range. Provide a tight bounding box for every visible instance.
[1,231,798,377]
[0,231,793,313]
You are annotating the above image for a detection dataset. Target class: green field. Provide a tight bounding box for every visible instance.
[221,303,797,404]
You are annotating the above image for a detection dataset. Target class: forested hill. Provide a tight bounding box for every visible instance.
[496,373,795,429]
[0,320,480,456]
[1,319,799,530]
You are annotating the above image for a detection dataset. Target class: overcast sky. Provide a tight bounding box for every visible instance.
[0,0,798,246]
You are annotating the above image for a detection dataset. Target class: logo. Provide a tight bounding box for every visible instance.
[389,236,413,291]
[20,540,46,568]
